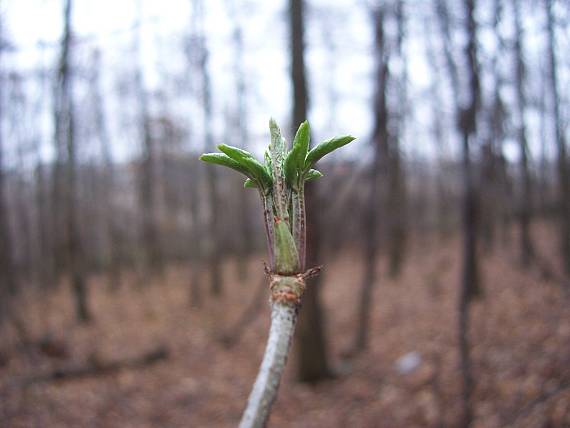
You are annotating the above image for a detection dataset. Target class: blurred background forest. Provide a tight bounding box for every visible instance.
[0,0,569,426]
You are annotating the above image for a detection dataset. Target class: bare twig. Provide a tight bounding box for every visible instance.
[506,381,570,427]
[20,346,168,387]
[239,300,298,428]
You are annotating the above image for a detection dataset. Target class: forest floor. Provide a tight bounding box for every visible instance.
[1,231,569,427]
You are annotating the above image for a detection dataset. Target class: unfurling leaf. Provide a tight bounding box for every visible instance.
[305,169,323,182]
[218,144,273,191]
[284,121,310,190]
[305,135,356,169]
[199,153,250,177]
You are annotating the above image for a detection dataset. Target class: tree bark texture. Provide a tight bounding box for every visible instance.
[55,0,91,323]
[289,0,331,382]
[355,5,387,353]
[546,0,570,277]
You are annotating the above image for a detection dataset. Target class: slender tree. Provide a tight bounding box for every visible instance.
[10,76,35,287]
[424,15,452,241]
[354,4,388,352]
[512,0,535,267]
[387,0,408,278]
[53,0,91,322]
[436,0,482,425]
[188,159,203,306]
[183,5,203,306]
[134,0,163,278]
[195,0,222,296]
[458,1,482,425]
[34,45,57,291]
[0,22,18,312]
[545,0,570,276]
[290,0,332,382]
[228,0,254,281]
[91,49,122,289]
[487,0,511,250]
[478,0,504,253]
[537,67,549,213]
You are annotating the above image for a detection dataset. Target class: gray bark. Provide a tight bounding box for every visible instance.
[0,72,18,321]
[91,49,122,289]
[54,0,91,323]
[355,5,387,352]
[194,0,222,296]
[546,0,570,276]
[239,303,298,428]
[134,0,162,278]
[290,0,331,383]
[512,0,535,267]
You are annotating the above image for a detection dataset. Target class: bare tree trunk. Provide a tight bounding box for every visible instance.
[139,118,162,275]
[228,0,253,282]
[290,0,331,382]
[194,0,222,296]
[354,5,388,353]
[188,162,203,307]
[425,16,452,242]
[387,0,408,279]
[478,0,504,254]
[33,48,57,291]
[184,5,203,306]
[437,0,481,424]
[458,1,481,425]
[486,0,511,253]
[545,0,570,276]
[54,0,91,323]
[35,162,56,288]
[134,0,162,279]
[91,49,122,289]
[512,0,535,267]
[538,73,549,214]
[0,39,18,317]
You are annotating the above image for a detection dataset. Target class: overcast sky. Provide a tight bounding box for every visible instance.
[1,0,568,168]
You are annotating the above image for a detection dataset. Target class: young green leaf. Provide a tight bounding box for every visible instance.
[284,120,310,190]
[305,135,356,169]
[199,153,251,177]
[218,144,273,190]
[305,169,323,182]
[217,143,254,161]
[292,121,310,164]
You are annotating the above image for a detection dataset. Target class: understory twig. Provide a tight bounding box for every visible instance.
[20,345,168,387]
[506,381,570,426]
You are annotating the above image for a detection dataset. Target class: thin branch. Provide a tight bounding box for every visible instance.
[239,301,298,428]
[506,381,570,426]
[18,346,168,388]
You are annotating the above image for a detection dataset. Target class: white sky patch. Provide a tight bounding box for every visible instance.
[1,0,567,169]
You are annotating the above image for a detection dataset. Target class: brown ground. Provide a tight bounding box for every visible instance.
[1,234,569,427]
